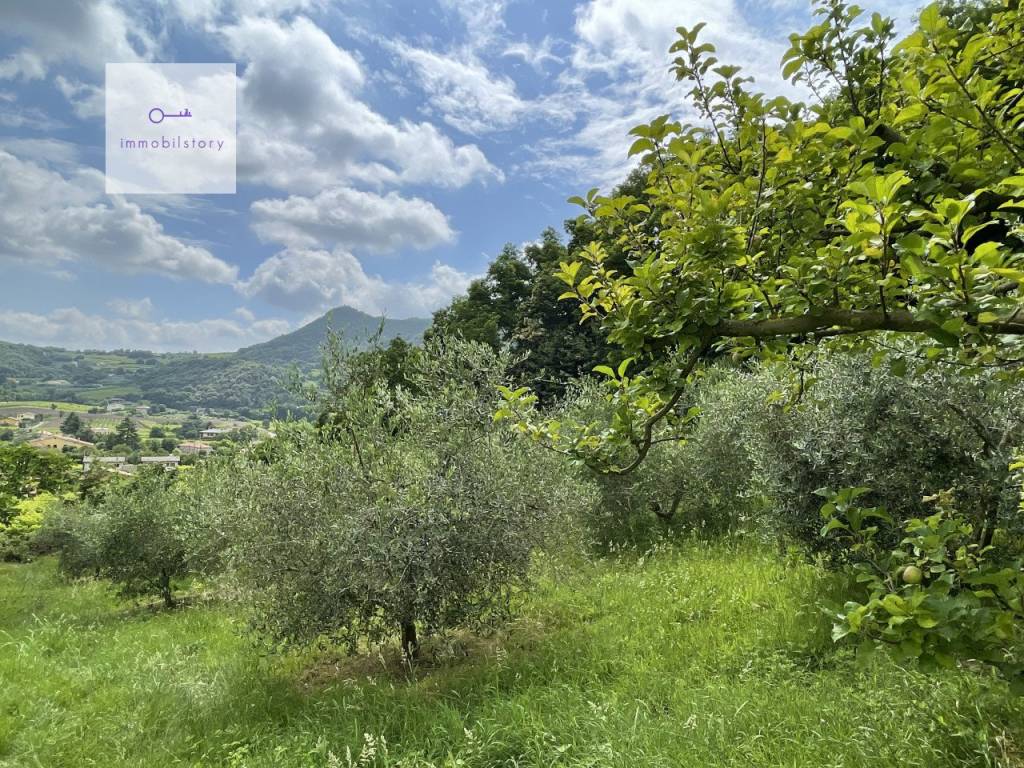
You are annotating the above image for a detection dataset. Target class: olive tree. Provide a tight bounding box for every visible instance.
[719,354,1023,551]
[50,470,200,607]
[220,337,580,660]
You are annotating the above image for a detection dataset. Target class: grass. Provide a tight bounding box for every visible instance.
[1,545,1022,767]
[0,401,91,413]
[75,386,143,405]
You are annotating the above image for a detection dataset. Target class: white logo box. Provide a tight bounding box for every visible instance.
[106,63,236,194]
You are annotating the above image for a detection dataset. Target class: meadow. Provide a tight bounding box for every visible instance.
[0,402,91,413]
[2,545,1021,768]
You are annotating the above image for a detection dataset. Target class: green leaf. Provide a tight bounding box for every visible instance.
[628,138,656,157]
[919,3,941,33]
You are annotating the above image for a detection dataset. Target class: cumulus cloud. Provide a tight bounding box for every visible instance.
[0,307,292,353]
[222,15,502,191]
[0,150,238,283]
[0,0,156,80]
[250,187,455,251]
[241,248,473,318]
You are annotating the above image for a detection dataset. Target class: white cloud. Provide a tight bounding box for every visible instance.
[165,0,325,25]
[438,0,509,50]
[0,138,79,167]
[392,43,542,135]
[0,51,47,81]
[0,0,156,80]
[251,186,456,251]
[502,36,563,71]
[0,307,292,353]
[54,76,104,119]
[0,150,238,284]
[241,248,473,318]
[0,103,65,131]
[222,15,502,191]
[107,297,155,320]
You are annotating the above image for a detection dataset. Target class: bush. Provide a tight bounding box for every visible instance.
[36,503,103,577]
[47,470,204,607]
[742,357,1024,554]
[217,336,581,659]
[561,353,1024,553]
[821,487,1024,685]
[635,354,1022,554]
[0,493,65,561]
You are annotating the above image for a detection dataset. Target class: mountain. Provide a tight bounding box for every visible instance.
[237,306,429,367]
[0,307,430,415]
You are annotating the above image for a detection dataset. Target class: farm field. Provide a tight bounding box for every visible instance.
[0,401,91,413]
[1,547,1020,768]
[0,401,257,445]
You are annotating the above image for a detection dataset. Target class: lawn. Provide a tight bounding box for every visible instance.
[1,545,1021,767]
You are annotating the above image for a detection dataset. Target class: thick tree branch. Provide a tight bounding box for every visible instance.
[714,309,1024,339]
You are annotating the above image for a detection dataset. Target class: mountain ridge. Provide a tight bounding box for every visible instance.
[0,306,431,414]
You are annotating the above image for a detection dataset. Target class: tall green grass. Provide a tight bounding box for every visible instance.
[1,544,1021,767]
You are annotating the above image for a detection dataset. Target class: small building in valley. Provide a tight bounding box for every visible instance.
[29,432,95,452]
[140,455,181,471]
[83,456,129,474]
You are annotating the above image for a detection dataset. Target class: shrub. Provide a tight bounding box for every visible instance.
[218,337,580,659]
[821,487,1024,685]
[48,470,202,607]
[629,354,1024,554]
[550,377,738,548]
[743,356,1024,553]
[0,493,65,561]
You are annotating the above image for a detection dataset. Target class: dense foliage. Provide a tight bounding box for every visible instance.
[213,337,583,658]
[748,354,1023,550]
[503,0,1024,474]
[553,353,1024,552]
[430,230,609,402]
[0,443,76,526]
[50,471,202,607]
[821,487,1024,684]
[0,492,65,561]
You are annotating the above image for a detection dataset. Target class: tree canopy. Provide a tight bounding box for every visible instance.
[501,0,1024,473]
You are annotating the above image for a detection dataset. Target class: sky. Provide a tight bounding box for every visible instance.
[0,0,923,352]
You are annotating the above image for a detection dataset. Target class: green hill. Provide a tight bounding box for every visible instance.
[0,307,430,414]
[236,306,429,367]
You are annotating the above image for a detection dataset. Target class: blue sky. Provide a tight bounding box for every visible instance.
[0,0,922,352]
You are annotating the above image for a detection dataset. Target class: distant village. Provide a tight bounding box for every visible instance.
[0,397,271,475]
